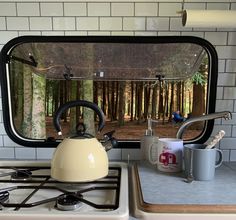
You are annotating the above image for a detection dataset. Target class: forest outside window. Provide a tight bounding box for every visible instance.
[0,36,218,148]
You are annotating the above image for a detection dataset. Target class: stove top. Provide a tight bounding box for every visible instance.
[0,161,128,220]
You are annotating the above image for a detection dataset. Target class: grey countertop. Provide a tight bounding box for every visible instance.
[136,161,236,205]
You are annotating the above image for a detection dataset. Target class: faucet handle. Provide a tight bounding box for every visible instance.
[224,111,232,120]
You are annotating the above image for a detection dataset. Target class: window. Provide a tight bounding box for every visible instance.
[0,36,218,147]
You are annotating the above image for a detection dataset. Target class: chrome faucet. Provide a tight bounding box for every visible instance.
[176,111,232,139]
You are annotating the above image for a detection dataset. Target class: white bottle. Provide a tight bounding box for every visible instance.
[140,118,158,161]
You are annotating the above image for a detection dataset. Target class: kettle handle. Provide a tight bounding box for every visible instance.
[53,100,105,135]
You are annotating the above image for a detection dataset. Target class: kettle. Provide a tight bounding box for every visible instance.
[51,100,116,182]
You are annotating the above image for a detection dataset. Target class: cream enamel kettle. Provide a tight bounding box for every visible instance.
[51,100,116,182]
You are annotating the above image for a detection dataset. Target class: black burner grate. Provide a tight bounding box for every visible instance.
[0,166,121,211]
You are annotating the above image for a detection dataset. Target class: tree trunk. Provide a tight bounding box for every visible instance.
[69,81,77,134]
[158,81,164,119]
[137,82,143,124]
[118,81,126,126]
[151,83,157,119]
[31,73,46,139]
[130,82,134,121]
[21,66,32,137]
[169,82,174,121]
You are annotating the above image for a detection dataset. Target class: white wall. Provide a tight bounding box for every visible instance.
[0,0,236,161]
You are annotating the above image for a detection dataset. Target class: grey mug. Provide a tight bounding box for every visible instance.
[184,144,223,181]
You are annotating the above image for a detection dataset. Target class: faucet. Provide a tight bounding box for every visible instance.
[176,111,232,139]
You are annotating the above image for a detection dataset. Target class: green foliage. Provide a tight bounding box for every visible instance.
[191,71,207,86]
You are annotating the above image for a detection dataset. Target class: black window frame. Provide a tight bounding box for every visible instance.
[0,35,218,148]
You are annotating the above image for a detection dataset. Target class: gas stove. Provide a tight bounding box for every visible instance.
[0,161,128,220]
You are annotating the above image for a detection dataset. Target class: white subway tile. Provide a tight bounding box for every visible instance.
[15,147,36,159]
[221,138,236,150]
[111,3,134,16]
[3,136,19,147]
[233,126,236,137]
[134,31,157,36]
[123,17,145,31]
[228,32,236,45]
[159,3,182,16]
[53,17,75,30]
[135,3,158,16]
[207,3,230,10]
[7,17,29,31]
[226,60,236,72]
[36,148,55,159]
[232,3,236,10]
[40,3,63,16]
[88,31,110,36]
[0,124,6,135]
[218,59,225,72]
[235,101,236,112]
[65,31,87,36]
[224,88,236,99]
[42,31,64,36]
[17,3,40,16]
[158,31,181,36]
[183,3,206,10]
[0,111,2,123]
[0,31,18,44]
[76,17,99,30]
[30,17,52,30]
[88,3,110,16]
[107,148,122,161]
[122,148,141,161]
[181,32,204,38]
[185,0,231,2]
[215,100,234,112]
[0,3,16,16]
[216,46,236,59]
[0,17,6,30]
[111,31,134,36]
[230,150,236,161]
[205,32,227,45]
[147,17,169,31]
[222,150,230,162]
[0,148,15,159]
[0,136,2,146]
[19,31,41,36]
[170,17,191,31]
[216,86,223,99]
[218,73,235,86]
[64,3,86,16]
[100,17,122,31]
[212,125,232,137]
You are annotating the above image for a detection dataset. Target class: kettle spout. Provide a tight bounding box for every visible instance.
[176,111,232,139]
[101,130,118,151]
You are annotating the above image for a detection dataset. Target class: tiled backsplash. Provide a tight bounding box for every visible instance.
[0,0,236,161]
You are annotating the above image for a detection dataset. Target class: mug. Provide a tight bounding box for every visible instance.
[184,144,223,181]
[148,138,183,172]
[140,135,158,160]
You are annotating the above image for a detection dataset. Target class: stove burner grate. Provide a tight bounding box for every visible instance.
[56,194,83,211]
[11,170,32,181]
[0,166,121,211]
[0,191,9,204]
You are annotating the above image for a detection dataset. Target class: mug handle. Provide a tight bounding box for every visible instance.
[148,143,158,165]
[215,149,223,168]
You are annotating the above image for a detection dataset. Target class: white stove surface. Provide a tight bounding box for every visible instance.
[0,161,129,220]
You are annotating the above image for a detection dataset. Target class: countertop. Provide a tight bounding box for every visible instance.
[129,161,236,219]
[136,161,236,205]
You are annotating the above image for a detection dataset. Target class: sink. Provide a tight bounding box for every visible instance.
[129,162,236,220]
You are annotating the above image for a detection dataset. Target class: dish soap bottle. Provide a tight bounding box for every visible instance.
[140,117,158,161]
